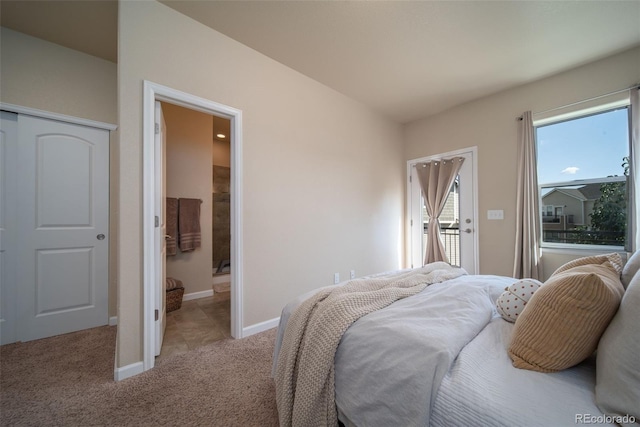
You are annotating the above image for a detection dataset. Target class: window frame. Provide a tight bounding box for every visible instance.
[534,102,632,251]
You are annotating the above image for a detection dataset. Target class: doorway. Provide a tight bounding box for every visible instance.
[156,102,233,360]
[142,81,243,372]
[407,147,479,274]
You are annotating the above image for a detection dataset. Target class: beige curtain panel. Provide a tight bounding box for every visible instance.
[415,157,465,265]
[630,87,640,252]
[513,111,543,280]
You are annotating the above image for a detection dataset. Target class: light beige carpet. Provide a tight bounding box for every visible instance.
[0,326,278,426]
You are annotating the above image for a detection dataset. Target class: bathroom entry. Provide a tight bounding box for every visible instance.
[212,115,231,279]
[159,102,232,359]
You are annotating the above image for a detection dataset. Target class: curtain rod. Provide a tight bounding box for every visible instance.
[516,84,640,121]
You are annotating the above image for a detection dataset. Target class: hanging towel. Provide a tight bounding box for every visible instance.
[179,198,202,252]
[166,197,178,256]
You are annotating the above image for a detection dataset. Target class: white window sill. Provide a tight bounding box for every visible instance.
[541,244,627,256]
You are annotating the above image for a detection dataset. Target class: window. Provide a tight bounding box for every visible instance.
[535,107,631,249]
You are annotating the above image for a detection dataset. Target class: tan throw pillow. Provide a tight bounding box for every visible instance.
[508,254,624,373]
[551,252,623,276]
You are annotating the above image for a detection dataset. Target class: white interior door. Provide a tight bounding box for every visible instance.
[16,115,109,341]
[408,148,478,273]
[154,101,167,356]
[0,112,18,344]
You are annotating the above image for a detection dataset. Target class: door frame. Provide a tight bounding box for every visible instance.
[142,81,243,371]
[406,146,479,274]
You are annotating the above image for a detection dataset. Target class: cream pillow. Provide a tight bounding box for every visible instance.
[596,270,640,422]
[496,279,542,322]
[508,255,624,373]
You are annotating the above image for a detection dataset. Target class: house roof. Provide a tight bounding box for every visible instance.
[542,183,604,203]
[2,0,639,123]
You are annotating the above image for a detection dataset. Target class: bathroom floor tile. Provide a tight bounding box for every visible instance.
[156,291,231,363]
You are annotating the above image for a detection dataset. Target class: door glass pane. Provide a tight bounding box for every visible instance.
[422,176,460,266]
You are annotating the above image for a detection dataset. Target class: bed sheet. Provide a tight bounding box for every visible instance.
[431,317,613,426]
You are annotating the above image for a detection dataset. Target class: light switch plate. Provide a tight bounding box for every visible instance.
[487,209,504,220]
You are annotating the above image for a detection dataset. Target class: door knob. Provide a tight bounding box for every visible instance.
[464,228,472,234]
[97,234,105,240]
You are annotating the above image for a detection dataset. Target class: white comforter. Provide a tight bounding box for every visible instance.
[334,274,511,427]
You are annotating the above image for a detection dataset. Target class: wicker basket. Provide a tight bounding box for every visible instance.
[166,287,184,313]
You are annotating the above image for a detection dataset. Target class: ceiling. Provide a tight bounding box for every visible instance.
[2,1,639,123]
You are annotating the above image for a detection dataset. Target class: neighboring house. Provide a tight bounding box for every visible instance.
[541,183,601,230]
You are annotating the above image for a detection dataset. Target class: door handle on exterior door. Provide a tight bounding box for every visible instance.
[165,235,172,239]
[97,234,105,240]
[464,229,472,234]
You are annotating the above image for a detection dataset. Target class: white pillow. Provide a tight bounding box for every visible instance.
[621,251,640,289]
[496,279,542,322]
[596,269,640,422]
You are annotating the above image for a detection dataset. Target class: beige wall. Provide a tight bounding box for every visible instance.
[0,27,119,319]
[404,46,640,279]
[162,102,214,295]
[117,1,404,368]
[0,27,117,123]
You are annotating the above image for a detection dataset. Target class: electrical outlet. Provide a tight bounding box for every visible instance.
[350,270,356,279]
[334,273,340,284]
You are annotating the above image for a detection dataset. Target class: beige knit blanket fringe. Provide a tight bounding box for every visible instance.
[275,262,467,427]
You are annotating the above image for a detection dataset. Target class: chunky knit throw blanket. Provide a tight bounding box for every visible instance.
[275,262,467,427]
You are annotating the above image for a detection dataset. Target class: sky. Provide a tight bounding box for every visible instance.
[536,107,629,186]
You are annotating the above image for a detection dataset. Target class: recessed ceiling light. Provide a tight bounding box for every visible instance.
[216,133,226,139]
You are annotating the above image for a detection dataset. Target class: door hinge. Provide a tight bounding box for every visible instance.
[155,216,159,227]
[410,219,413,226]
[409,175,412,183]
[155,309,159,321]
[155,123,160,135]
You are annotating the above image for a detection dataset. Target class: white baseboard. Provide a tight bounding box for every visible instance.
[114,361,144,381]
[242,317,280,337]
[183,289,214,301]
[212,274,231,285]
[108,316,118,326]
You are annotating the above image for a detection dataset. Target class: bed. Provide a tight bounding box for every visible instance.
[272,253,640,427]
